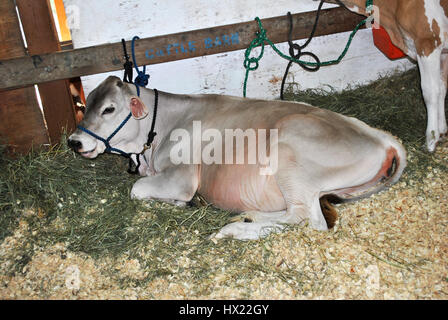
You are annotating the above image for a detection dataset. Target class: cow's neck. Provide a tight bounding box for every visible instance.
[338,0,369,15]
[133,86,192,151]
[339,0,405,52]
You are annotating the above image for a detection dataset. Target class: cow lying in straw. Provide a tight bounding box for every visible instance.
[323,0,448,152]
[68,77,406,240]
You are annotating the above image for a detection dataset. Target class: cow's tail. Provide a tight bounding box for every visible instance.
[319,195,342,229]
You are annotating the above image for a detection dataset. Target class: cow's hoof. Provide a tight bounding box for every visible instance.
[210,221,284,241]
[426,138,438,153]
[426,130,443,152]
[164,199,187,207]
[229,211,258,223]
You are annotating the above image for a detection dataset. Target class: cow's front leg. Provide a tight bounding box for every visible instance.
[131,165,199,205]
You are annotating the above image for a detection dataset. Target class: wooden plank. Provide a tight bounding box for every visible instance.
[0,7,364,90]
[0,87,50,154]
[0,0,49,154]
[16,0,76,144]
[16,0,61,54]
[0,0,26,59]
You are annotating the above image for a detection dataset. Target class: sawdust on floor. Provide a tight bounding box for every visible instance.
[0,143,447,300]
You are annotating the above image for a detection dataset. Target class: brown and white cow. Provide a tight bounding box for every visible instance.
[68,77,406,240]
[325,0,448,152]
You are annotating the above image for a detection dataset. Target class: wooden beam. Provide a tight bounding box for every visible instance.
[16,0,77,144]
[0,0,49,154]
[0,7,364,90]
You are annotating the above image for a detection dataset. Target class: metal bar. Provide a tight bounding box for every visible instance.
[0,7,364,90]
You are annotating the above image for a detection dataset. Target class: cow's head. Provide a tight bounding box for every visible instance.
[67,76,149,158]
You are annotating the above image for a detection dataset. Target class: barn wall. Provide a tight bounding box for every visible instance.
[63,0,415,99]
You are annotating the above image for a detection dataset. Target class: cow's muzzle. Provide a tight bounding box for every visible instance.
[67,138,83,152]
[67,137,98,158]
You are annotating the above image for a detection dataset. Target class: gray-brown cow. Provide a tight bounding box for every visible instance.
[68,77,406,240]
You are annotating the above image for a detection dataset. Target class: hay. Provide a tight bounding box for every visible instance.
[1,68,447,300]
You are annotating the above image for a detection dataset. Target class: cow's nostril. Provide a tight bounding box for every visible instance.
[67,139,83,151]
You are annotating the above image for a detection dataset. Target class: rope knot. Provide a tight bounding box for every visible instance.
[242,17,269,97]
[243,7,368,98]
[244,57,259,71]
[134,72,150,88]
[146,131,157,145]
[131,36,151,92]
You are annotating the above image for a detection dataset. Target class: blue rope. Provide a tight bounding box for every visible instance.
[77,112,133,157]
[107,112,132,143]
[131,36,150,96]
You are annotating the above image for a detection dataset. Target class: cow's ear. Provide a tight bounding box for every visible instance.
[129,97,149,120]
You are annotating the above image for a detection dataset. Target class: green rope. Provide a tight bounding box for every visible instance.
[243,16,368,97]
[366,0,374,13]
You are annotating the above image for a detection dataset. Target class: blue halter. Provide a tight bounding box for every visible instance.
[77,112,133,158]
[77,36,156,173]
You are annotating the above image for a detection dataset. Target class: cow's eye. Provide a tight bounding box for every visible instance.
[102,107,115,115]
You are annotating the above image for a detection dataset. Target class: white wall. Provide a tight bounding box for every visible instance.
[63,0,414,99]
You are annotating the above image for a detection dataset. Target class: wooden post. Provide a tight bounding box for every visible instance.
[0,7,365,90]
[16,0,76,145]
[0,0,49,154]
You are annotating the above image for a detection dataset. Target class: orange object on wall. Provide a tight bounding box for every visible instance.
[53,0,72,42]
[372,26,406,60]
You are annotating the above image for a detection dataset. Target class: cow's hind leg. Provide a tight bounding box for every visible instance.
[272,142,330,231]
[211,143,331,240]
[214,195,338,240]
[211,212,287,240]
[417,47,444,151]
[233,195,338,227]
[441,52,448,138]
[211,194,332,241]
